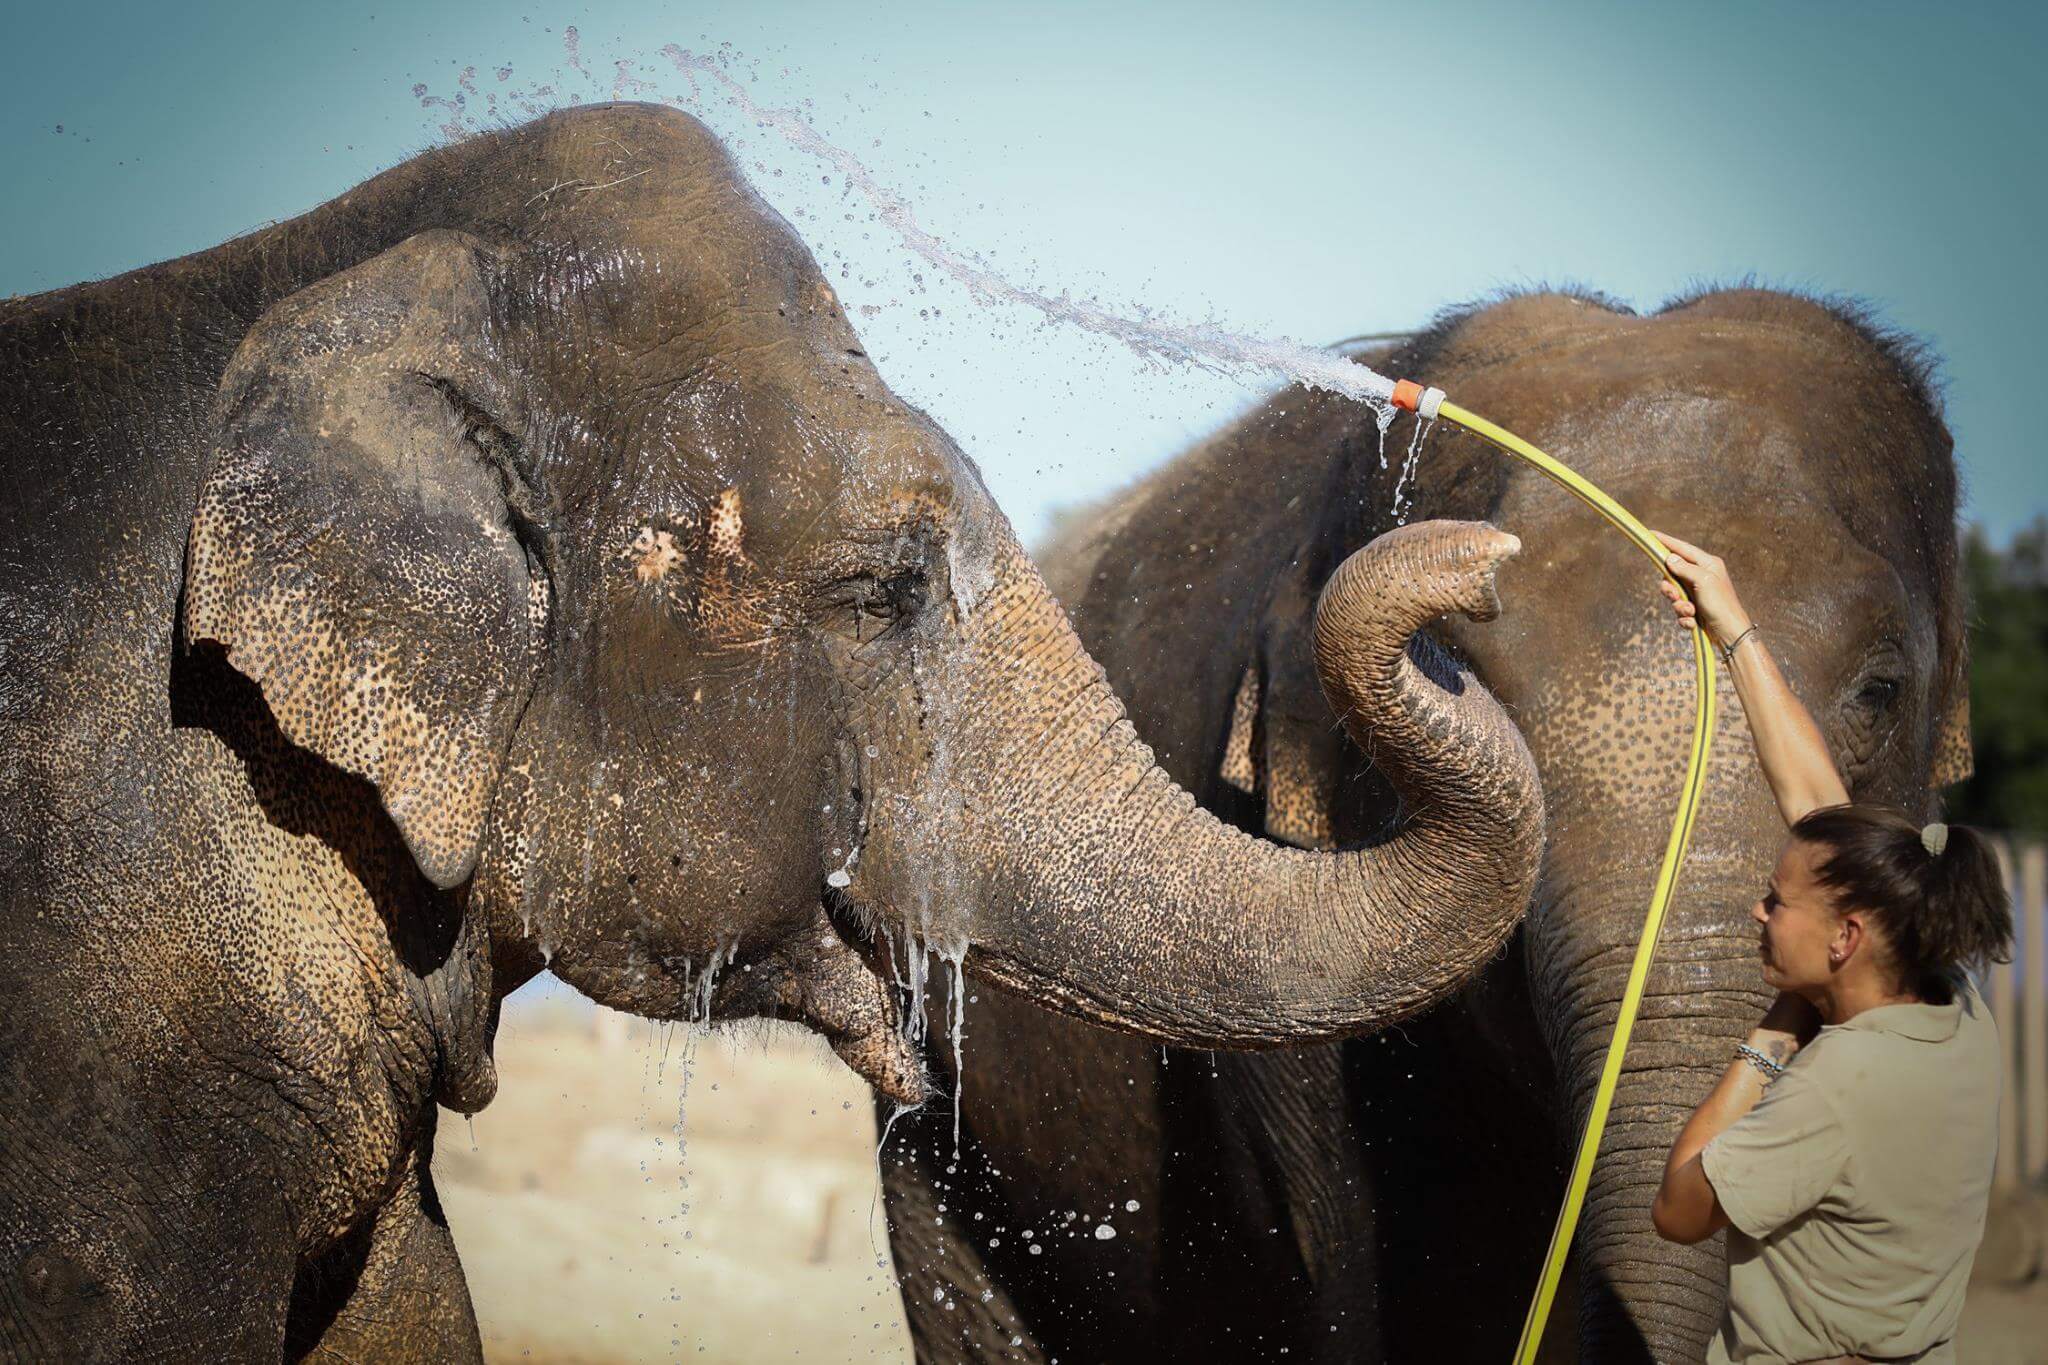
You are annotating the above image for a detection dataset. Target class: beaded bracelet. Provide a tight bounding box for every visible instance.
[1735,1043,1785,1083]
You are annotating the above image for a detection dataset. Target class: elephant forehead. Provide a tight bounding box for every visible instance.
[1512,401,1835,523]
[1439,296,1929,424]
[1487,399,1922,640]
[520,104,840,303]
[520,352,956,550]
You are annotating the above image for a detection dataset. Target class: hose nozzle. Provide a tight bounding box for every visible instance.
[1390,378,1447,419]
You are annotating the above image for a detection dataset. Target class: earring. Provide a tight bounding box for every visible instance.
[1829,948,1844,966]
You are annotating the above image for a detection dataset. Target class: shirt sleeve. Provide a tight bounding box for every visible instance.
[1699,1064,1849,1240]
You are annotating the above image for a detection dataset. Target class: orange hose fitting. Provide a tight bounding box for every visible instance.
[1390,378,1425,412]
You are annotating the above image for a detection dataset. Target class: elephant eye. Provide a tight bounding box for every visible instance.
[1836,673,1902,778]
[881,567,928,619]
[1834,633,1910,775]
[833,567,927,644]
[1855,676,1900,710]
[1844,633,1908,728]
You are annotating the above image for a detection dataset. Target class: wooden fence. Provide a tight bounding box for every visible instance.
[1987,834,2048,1195]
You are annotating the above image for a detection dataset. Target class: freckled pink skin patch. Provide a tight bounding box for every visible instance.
[626,526,682,582]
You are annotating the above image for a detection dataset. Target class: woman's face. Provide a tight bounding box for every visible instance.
[1751,837,1844,993]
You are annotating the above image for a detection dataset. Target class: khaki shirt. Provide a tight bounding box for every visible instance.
[1699,988,2000,1364]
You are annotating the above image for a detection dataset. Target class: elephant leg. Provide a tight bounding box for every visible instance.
[881,1112,1046,1365]
[1348,966,1570,1363]
[1158,1044,1383,1363]
[881,990,1171,1363]
[285,1135,480,1364]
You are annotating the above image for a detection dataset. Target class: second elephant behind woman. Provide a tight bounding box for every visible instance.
[879,287,1971,1364]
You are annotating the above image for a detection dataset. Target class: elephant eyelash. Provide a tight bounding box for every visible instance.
[830,569,926,644]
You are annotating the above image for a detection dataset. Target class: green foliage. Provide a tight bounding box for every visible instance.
[1948,518,2048,834]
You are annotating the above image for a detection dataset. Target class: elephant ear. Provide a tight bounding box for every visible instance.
[1927,651,1973,789]
[1218,663,1262,793]
[183,230,546,888]
[1922,540,1974,791]
[1218,566,1348,850]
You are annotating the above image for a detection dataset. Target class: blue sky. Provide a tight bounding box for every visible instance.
[5,0,2043,544]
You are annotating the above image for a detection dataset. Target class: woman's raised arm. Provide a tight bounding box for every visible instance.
[1653,532,1850,827]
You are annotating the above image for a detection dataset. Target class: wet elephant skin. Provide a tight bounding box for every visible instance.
[0,103,1550,1358]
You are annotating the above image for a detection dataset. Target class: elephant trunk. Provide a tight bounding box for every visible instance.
[1530,867,1776,1361]
[1571,1067,1729,1359]
[878,519,1545,1048]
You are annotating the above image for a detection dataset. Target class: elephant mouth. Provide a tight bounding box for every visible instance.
[609,888,929,1108]
[820,877,881,944]
[819,880,957,1017]
[811,881,937,1107]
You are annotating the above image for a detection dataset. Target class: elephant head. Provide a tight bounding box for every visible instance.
[1232,289,1965,1357]
[1426,292,1962,1360]
[178,102,1547,1107]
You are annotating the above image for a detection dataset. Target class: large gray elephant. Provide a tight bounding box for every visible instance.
[0,103,1548,1358]
[880,288,1970,1362]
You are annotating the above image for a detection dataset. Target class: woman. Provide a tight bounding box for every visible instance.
[1647,532,2013,1364]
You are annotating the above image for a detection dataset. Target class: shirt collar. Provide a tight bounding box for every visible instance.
[1834,996,1964,1043]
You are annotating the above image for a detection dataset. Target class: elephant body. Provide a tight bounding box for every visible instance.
[2,106,1547,1357]
[882,289,1970,1362]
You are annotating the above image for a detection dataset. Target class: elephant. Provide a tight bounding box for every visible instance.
[879,287,1971,1362]
[0,102,1550,1359]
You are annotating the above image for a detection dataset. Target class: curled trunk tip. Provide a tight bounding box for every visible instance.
[946,521,1545,1046]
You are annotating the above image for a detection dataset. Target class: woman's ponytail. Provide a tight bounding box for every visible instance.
[1913,822,2014,974]
[1791,804,2014,1001]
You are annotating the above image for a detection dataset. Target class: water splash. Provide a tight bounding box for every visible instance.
[692,940,736,1022]
[869,1096,916,1244]
[562,24,588,86]
[658,48,1399,418]
[877,918,970,1159]
[1392,412,1437,524]
[943,945,965,1156]
[409,39,1434,514]
[667,1019,708,1350]
[876,1098,913,1161]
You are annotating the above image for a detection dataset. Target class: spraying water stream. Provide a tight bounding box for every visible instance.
[412,38,1410,427]
[658,49,1402,418]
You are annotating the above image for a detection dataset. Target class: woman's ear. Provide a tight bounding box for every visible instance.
[1832,912,1867,970]
[182,230,547,889]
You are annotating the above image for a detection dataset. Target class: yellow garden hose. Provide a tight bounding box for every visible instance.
[1388,382,1720,1364]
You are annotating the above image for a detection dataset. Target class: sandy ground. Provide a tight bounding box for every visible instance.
[1961,1283,2048,1365]
[436,989,913,1364]
[443,987,2048,1364]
